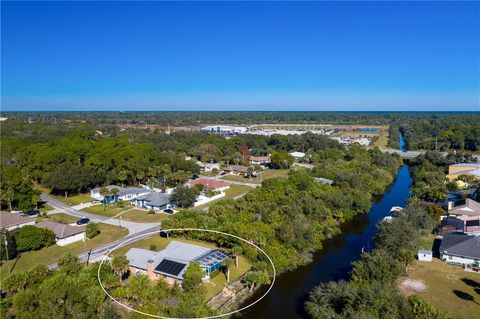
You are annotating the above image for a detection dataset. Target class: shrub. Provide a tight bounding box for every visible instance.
[15,226,56,252]
[148,209,155,215]
[85,222,100,239]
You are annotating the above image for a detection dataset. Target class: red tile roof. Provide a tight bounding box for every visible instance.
[190,178,230,190]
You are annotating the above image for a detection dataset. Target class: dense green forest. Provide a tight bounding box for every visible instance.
[5,111,478,127]
[163,146,401,273]
[387,116,480,151]
[0,120,343,211]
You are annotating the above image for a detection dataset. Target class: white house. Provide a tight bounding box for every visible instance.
[440,234,480,265]
[90,185,150,203]
[35,221,86,246]
[418,250,433,262]
[201,125,247,135]
[0,211,36,232]
[289,151,305,160]
[205,163,221,172]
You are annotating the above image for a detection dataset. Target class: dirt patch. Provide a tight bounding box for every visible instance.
[399,278,427,296]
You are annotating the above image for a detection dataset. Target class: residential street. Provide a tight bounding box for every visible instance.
[41,193,161,269]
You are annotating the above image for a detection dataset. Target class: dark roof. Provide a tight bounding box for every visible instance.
[440,235,480,259]
[154,259,187,276]
[134,192,171,207]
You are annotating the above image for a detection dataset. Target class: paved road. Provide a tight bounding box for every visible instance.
[198,175,260,188]
[41,193,159,234]
[42,193,161,270]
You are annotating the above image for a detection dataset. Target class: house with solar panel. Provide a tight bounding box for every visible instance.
[125,240,230,285]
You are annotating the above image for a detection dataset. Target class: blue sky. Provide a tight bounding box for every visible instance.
[1,1,479,111]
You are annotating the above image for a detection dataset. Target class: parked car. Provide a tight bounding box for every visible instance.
[91,200,101,204]
[24,210,40,217]
[76,218,90,225]
[191,174,199,180]
[163,209,174,215]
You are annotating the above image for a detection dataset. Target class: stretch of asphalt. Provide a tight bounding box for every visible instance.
[41,193,160,270]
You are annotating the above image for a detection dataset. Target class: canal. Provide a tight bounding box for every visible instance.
[240,165,413,319]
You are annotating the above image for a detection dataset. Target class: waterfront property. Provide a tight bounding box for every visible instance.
[90,185,150,203]
[0,211,36,232]
[126,240,230,285]
[439,234,480,265]
[439,199,480,235]
[132,192,173,212]
[35,220,86,246]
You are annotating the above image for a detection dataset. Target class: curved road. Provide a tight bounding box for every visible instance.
[41,193,161,269]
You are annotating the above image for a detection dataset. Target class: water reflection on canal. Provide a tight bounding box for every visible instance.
[240,165,412,319]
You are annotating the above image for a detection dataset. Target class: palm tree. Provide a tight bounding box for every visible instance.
[111,255,129,282]
[2,188,14,212]
[110,187,120,203]
[222,258,234,283]
[232,246,243,268]
[99,187,109,212]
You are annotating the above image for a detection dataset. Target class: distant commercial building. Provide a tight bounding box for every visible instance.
[447,163,480,187]
[35,221,86,246]
[0,211,36,232]
[126,240,230,285]
[202,125,247,135]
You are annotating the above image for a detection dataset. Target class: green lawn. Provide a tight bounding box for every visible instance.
[1,224,128,278]
[116,208,170,223]
[405,235,480,319]
[38,213,78,224]
[35,184,93,206]
[220,169,289,184]
[81,204,131,218]
[194,184,252,210]
[204,255,251,300]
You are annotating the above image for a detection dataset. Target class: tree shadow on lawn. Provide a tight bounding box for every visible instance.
[461,278,480,296]
[453,290,480,305]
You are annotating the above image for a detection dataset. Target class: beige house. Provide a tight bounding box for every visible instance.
[35,221,86,246]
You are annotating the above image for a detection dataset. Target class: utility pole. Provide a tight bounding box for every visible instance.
[86,249,92,265]
[3,233,10,273]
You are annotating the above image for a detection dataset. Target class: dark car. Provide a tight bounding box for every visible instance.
[24,210,40,217]
[191,174,199,180]
[163,209,175,215]
[76,218,90,225]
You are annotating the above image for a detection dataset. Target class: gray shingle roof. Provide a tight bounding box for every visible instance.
[440,235,480,259]
[35,221,85,239]
[134,192,171,207]
[126,240,220,280]
[0,211,35,230]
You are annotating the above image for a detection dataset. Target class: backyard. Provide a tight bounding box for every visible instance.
[403,235,480,319]
[1,223,128,278]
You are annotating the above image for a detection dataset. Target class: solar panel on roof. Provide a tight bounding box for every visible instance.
[154,259,187,276]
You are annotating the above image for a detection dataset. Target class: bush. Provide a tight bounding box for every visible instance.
[0,230,17,261]
[149,244,157,251]
[115,200,126,207]
[85,222,100,239]
[15,226,56,252]
[148,209,155,215]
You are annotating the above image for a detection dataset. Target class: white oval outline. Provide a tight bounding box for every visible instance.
[97,228,276,319]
